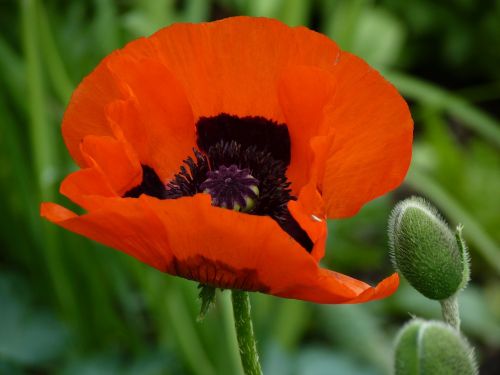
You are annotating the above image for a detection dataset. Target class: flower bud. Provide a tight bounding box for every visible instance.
[394,319,477,375]
[389,197,469,300]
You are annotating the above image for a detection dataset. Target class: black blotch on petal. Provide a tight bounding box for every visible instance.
[124,165,166,199]
[196,113,291,166]
[275,211,314,253]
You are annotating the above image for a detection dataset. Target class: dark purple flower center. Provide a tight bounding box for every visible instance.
[124,113,313,252]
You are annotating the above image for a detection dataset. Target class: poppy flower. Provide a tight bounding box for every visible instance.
[40,16,413,304]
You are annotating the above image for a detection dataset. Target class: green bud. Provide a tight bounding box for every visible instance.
[394,319,477,375]
[389,197,470,300]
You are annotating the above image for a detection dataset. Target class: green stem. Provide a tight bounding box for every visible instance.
[221,292,245,375]
[440,295,460,330]
[231,291,263,375]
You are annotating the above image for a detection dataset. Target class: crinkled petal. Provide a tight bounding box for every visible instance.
[106,56,196,180]
[42,193,397,303]
[149,16,340,121]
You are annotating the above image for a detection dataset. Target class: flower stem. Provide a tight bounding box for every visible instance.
[440,295,460,330]
[231,290,263,375]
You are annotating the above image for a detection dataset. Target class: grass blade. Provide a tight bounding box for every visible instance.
[385,71,500,148]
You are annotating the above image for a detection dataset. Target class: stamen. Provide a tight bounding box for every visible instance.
[200,165,259,212]
[123,114,315,253]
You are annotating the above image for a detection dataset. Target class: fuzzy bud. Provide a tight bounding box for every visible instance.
[394,319,477,375]
[389,197,470,300]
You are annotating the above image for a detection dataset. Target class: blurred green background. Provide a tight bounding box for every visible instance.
[1,0,499,374]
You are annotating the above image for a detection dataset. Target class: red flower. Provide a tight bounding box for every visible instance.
[41,17,413,303]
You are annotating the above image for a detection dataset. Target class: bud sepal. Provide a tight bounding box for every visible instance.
[389,197,470,300]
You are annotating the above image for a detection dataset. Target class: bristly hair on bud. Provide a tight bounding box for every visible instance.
[388,196,470,301]
[394,319,478,375]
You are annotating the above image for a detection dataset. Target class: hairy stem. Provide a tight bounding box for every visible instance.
[440,295,460,330]
[231,290,263,375]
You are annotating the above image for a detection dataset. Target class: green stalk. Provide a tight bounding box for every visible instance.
[231,291,263,375]
[440,295,461,330]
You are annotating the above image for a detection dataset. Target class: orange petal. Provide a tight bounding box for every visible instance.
[149,16,341,121]
[60,168,117,210]
[345,272,400,304]
[287,133,334,262]
[321,52,413,218]
[40,199,172,271]
[278,65,337,195]
[79,135,142,195]
[62,37,192,174]
[140,194,396,303]
[41,191,398,303]
[106,99,148,165]
[49,17,406,304]
[62,57,121,166]
[60,135,142,210]
[106,56,196,180]
[62,16,337,167]
[276,270,399,304]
